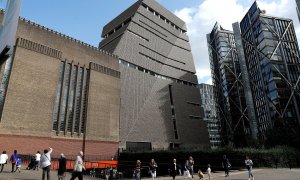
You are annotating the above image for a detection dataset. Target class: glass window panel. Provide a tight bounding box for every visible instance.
[67,65,78,132]
[60,63,71,132]
[53,62,65,131]
[74,67,83,133]
[81,70,89,133]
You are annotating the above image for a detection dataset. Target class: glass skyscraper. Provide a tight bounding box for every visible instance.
[296,0,300,22]
[239,2,300,134]
[199,83,221,148]
[207,23,250,145]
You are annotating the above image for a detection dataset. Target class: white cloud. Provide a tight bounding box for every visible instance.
[175,0,300,84]
[205,78,212,85]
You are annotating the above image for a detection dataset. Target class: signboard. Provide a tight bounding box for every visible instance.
[0,0,22,56]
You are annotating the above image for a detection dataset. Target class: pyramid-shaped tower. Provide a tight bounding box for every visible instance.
[99,0,210,150]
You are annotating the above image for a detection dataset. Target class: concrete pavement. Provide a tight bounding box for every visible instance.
[0,164,299,180]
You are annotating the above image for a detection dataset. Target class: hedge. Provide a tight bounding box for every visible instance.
[117,146,300,177]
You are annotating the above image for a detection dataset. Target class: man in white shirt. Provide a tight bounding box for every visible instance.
[41,147,53,180]
[34,151,41,171]
[70,151,85,180]
[0,150,8,172]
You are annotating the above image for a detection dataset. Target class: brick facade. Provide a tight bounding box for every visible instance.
[0,134,118,157]
[0,11,120,158]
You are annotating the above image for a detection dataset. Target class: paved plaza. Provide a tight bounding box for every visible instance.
[0,166,300,180]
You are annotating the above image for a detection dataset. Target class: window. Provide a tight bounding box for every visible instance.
[59,63,71,132]
[53,63,90,135]
[74,67,84,133]
[67,65,78,132]
[53,62,65,131]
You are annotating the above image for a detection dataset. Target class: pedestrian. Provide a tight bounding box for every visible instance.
[184,160,191,178]
[197,169,204,179]
[34,151,41,171]
[245,156,254,180]
[41,147,53,180]
[105,166,110,180]
[58,153,67,180]
[26,155,35,170]
[134,160,141,180]
[170,159,177,180]
[221,155,230,177]
[0,150,8,172]
[149,159,157,180]
[206,164,211,180]
[15,157,21,173]
[188,156,194,178]
[177,163,182,176]
[70,151,85,180]
[10,150,19,172]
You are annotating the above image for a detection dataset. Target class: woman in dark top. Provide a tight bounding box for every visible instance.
[222,155,230,177]
[170,159,177,180]
[135,160,141,180]
[149,159,157,180]
[58,153,67,180]
[10,150,19,173]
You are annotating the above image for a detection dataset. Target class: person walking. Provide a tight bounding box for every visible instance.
[221,155,230,177]
[184,160,192,178]
[188,156,194,178]
[58,153,67,180]
[170,159,177,180]
[41,147,53,180]
[10,150,19,172]
[0,150,8,172]
[34,151,41,171]
[70,151,85,180]
[149,159,157,180]
[134,160,142,180]
[245,156,254,180]
[15,157,22,173]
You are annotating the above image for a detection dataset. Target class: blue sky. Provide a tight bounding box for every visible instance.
[0,0,199,47]
[1,0,299,84]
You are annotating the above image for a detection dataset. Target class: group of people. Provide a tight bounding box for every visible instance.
[0,148,86,180]
[134,159,158,180]
[222,155,254,180]
[1,149,256,180]
[134,155,254,180]
[0,150,22,173]
[170,157,200,180]
[40,148,86,180]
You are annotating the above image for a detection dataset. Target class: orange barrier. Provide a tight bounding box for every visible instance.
[23,160,118,170]
[51,160,118,170]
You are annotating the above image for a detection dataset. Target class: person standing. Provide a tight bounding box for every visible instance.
[170,159,177,180]
[149,159,157,180]
[245,156,254,180]
[206,164,211,180]
[105,166,110,180]
[221,155,230,177]
[70,151,85,180]
[34,151,41,171]
[134,160,141,180]
[0,150,8,172]
[58,153,67,180]
[10,150,19,172]
[41,147,53,180]
[188,156,194,178]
